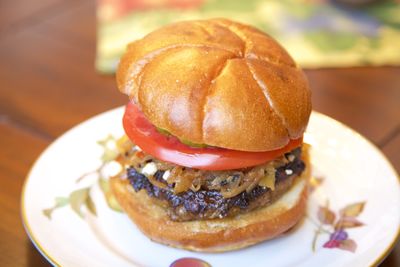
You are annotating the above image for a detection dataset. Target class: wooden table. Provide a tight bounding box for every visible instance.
[0,1,398,266]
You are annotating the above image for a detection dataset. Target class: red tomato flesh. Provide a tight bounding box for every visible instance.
[123,101,302,171]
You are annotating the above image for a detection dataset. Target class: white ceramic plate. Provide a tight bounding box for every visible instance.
[22,108,400,267]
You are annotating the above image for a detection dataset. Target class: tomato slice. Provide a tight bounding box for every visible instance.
[123,101,302,170]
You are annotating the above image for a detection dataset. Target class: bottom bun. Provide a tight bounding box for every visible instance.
[110,157,310,252]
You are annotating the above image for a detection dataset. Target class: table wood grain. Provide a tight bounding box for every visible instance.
[0,0,398,266]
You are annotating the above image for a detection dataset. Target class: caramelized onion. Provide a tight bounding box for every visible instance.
[245,167,265,193]
[221,178,250,198]
[147,174,167,189]
[190,177,202,192]
[116,135,300,198]
[168,167,201,194]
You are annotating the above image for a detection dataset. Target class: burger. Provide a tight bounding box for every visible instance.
[110,18,312,252]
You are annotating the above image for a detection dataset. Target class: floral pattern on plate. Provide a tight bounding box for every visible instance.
[43,134,367,266]
[23,109,400,267]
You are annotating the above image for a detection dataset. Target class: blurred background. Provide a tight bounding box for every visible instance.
[0,0,399,266]
[97,0,400,72]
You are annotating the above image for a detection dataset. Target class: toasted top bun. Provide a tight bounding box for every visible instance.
[117,19,311,151]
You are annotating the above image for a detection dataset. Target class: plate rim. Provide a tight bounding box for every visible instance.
[20,109,400,267]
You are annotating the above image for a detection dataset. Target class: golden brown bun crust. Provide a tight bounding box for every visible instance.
[110,156,311,252]
[117,19,312,151]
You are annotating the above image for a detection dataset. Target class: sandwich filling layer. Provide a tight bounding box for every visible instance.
[115,139,306,221]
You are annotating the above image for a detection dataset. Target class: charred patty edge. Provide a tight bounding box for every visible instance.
[126,151,305,221]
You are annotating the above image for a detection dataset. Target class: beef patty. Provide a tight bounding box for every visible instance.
[126,149,305,221]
